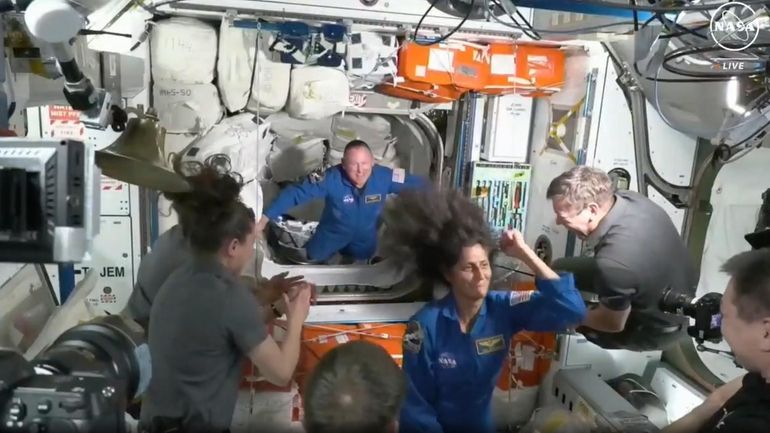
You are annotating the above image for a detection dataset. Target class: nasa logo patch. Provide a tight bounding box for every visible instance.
[403,321,424,354]
[343,194,355,204]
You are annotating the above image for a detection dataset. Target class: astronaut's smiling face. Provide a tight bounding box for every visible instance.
[445,244,492,302]
[342,146,374,188]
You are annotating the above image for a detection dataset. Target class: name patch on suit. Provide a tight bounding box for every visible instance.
[392,168,405,184]
[475,334,505,355]
[404,321,424,354]
[509,290,535,306]
[365,194,382,204]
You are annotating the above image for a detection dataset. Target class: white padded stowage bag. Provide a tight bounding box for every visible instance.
[178,113,274,183]
[151,17,217,84]
[153,81,224,133]
[247,36,292,115]
[346,31,398,89]
[217,18,258,112]
[287,66,350,120]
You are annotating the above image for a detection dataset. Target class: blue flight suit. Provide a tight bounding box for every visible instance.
[399,273,587,433]
[263,164,425,262]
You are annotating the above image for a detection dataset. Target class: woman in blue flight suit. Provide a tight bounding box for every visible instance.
[381,187,587,433]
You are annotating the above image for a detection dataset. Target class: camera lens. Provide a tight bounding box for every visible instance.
[659,288,695,315]
[33,316,149,400]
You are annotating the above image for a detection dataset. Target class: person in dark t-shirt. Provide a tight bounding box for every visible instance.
[547,166,697,351]
[662,249,770,433]
[139,173,312,433]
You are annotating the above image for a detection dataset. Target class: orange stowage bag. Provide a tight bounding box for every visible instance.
[375,79,466,103]
[496,280,558,390]
[295,323,407,394]
[482,43,566,96]
[398,40,489,91]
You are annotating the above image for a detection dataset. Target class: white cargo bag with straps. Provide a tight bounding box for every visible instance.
[286,66,350,120]
[246,37,292,115]
[151,17,217,84]
[217,18,258,112]
[346,31,398,90]
[152,81,224,133]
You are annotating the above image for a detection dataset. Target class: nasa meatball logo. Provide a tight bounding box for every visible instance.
[343,194,355,204]
[709,2,765,52]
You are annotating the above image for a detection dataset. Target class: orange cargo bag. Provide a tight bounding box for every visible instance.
[398,40,489,91]
[496,280,558,390]
[294,323,407,394]
[375,79,466,103]
[483,43,565,96]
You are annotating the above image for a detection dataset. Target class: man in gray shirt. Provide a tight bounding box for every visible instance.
[547,166,698,351]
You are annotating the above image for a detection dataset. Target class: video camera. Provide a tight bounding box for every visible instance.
[0,315,149,433]
[659,289,723,344]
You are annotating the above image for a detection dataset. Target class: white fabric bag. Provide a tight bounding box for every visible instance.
[152,81,223,133]
[246,35,292,114]
[346,31,398,89]
[286,66,350,120]
[217,18,258,112]
[151,17,217,84]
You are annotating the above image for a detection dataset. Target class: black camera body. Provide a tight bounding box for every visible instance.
[660,289,723,344]
[2,367,126,433]
[0,316,148,433]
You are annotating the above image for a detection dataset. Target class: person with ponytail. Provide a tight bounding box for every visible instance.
[122,166,305,331]
[379,187,586,433]
[139,171,313,433]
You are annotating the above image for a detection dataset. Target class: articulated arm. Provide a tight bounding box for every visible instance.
[24,0,113,129]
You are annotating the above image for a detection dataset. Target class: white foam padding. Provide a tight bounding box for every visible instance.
[346,31,398,89]
[153,81,224,133]
[247,36,292,115]
[217,18,258,112]
[697,147,770,297]
[287,66,350,120]
[150,17,217,84]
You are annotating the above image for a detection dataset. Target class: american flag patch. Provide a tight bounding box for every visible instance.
[510,290,535,306]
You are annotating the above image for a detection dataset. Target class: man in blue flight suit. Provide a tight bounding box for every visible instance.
[258,140,426,263]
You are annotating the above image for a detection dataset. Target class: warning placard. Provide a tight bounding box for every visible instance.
[47,105,85,139]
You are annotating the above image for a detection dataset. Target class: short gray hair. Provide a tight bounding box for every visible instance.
[546,166,614,207]
[303,340,406,433]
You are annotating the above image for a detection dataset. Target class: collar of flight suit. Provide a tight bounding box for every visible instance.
[439,292,489,326]
[584,192,629,253]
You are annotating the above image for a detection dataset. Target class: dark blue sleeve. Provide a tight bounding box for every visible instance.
[263,175,329,220]
[399,320,444,433]
[388,167,428,195]
[489,273,587,332]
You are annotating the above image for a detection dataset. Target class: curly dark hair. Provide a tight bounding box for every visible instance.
[380,186,495,284]
[163,166,254,254]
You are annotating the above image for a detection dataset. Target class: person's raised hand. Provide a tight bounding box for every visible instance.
[499,229,532,260]
[267,271,305,302]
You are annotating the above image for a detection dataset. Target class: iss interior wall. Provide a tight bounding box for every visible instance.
[23,47,150,314]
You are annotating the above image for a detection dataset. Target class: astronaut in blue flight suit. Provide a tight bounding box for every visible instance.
[259,140,426,263]
[380,188,587,433]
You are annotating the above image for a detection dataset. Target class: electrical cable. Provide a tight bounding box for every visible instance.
[662,44,770,78]
[413,0,474,46]
[491,0,541,40]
